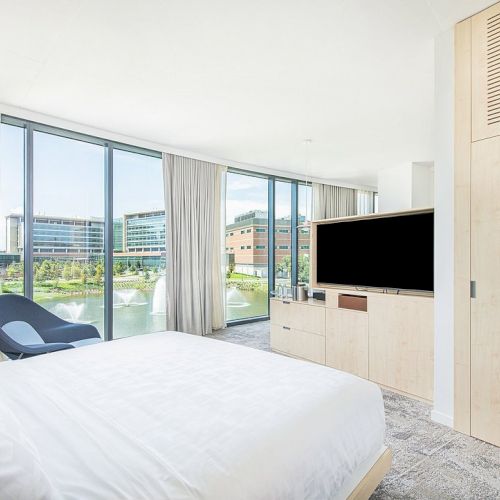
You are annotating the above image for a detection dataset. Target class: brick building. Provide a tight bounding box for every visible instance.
[225,210,310,278]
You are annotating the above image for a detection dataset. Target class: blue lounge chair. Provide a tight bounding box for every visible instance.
[0,294,102,360]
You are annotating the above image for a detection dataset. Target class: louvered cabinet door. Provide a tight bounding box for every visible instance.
[472,3,500,141]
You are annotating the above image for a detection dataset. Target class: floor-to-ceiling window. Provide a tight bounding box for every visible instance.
[274,180,292,290]
[225,171,269,321]
[1,115,164,340]
[0,123,24,295]
[112,148,166,338]
[224,172,316,323]
[3,115,321,329]
[33,131,106,335]
[298,183,312,285]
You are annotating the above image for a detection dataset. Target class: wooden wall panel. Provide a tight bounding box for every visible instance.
[326,308,368,379]
[369,294,434,401]
[454,18,472,435]
[470,138,500,447]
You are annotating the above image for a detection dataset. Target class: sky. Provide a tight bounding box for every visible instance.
[0,123,164,251]
[226,172,312,224]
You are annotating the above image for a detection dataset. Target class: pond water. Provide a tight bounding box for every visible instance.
[38,287,268,338]
[38,290,166,339]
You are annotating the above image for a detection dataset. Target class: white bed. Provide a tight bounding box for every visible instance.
[0,331,388,500]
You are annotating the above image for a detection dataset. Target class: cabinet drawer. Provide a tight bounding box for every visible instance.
[270,300,325,335]
[270,323,290,353]
[270,324,325,364]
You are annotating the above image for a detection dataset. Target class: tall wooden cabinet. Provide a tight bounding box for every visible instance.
[455,2,500,447]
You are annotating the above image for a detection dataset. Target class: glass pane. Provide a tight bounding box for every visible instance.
[298,183,312,285]
[274,180,292,290]
[33,131,105,337]
[0,124,24,295]
[112,149,166,339]
[225,172,269,321]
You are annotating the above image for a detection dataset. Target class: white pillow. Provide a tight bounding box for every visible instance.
[0,404,59,499]
[2,321,44,345]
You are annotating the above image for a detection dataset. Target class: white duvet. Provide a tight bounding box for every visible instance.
[0,332,385,500]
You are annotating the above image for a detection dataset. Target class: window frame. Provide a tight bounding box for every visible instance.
[1,115,162,341]
[3,115,315,330]
[226,168,309,325]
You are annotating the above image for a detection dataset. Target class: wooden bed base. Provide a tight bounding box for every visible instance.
[347,448,393,500]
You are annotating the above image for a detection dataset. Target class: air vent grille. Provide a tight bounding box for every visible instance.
[487,12,500,125]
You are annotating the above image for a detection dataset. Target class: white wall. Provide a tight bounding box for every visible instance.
[413,162,435,208]
[377,163,434,212]
[377,165,414,212]
[0,103,376,192]
[377,45,453,428]
[432,28,454,428]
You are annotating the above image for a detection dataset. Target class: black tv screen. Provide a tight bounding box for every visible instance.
[316,211,434,292]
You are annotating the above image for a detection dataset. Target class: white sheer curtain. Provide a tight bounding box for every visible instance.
[312,183,357,220]
[163,153,225,335]
[356,190,376,215]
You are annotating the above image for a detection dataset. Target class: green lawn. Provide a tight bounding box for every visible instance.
[228,272,260,280]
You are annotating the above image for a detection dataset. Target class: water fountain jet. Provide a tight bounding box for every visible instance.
[151,275,166,315]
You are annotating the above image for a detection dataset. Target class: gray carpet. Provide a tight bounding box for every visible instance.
[208,321,500,499]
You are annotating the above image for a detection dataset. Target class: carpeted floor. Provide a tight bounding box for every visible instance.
[208,321,500,499]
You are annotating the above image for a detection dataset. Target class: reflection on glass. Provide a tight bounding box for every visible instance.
[112,149,166,338]
[33,131,105,336]
[0,124,24,295]
[225,172,269,321]
[274,181,292,289]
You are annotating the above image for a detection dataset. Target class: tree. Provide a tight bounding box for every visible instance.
[49,260,61,280]
[144,268,150,281]
[298,254,310,283]
[276,255,291,276]
[113,261,125,276]
[6,262,23,279]
[62,262,72,281]
[35,260,52,283]
[71,261,82,280]
[94,262,104,283]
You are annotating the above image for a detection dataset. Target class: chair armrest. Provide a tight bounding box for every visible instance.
[23,343,74,355]
[40,323,101,344]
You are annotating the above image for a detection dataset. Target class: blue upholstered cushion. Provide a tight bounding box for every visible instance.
[1,321,44,346]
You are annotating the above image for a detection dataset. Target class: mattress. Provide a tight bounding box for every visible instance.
[0,331,386,499]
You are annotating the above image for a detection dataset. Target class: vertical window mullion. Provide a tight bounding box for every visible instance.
[268,177,275,301]
[291,180,298,287]
[104,143,113,341]
[24,123,34,300]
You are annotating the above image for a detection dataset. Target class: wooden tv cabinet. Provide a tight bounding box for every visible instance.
[270,288,434,402]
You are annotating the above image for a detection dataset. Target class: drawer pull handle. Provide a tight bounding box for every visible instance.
[283,326,291,330]
[283,301,290,304]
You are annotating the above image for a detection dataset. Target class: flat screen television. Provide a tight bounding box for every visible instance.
[315,210,434,292]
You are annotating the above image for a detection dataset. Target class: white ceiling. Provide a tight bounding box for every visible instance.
[0,0,496,186]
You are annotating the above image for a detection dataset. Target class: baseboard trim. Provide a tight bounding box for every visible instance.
[431,409,454,428]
